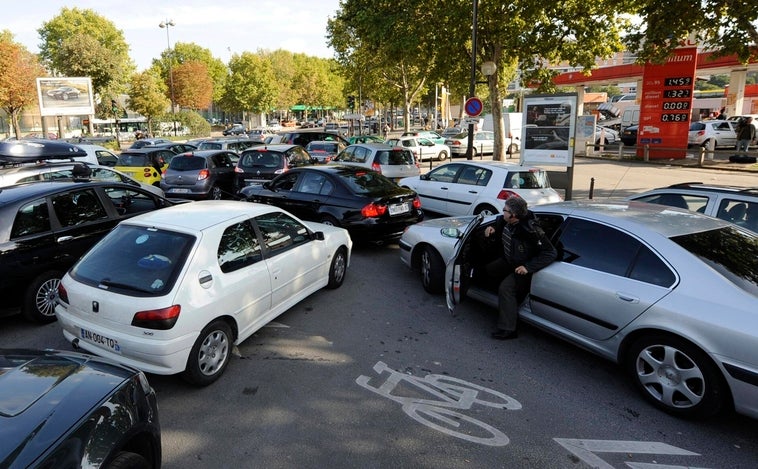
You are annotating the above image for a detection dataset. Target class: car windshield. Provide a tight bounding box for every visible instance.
[239,151,283,168]
[70,225,195,297]
[670,226,758,296]
[505,170,550,189]
[338,169,400,195]
[169,156,206,171]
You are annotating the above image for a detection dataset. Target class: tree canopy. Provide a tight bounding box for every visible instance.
[0,32,46,139]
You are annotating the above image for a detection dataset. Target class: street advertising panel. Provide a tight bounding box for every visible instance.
[576,115,598,155]
[36,77,95,117]
[521,93,578,167]
[637,46,698,159]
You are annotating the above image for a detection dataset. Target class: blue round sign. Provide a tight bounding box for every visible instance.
[464,97,483,117]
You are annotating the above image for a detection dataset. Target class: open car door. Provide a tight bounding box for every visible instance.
[445,214,485,313]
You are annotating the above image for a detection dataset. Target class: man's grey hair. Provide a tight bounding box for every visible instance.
[505,197,528,219]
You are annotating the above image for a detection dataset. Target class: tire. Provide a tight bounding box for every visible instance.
[183,320,233,386]
[209,186,223,200]
[474,204,499,216]
[471,148,478,158]
[625,333,728,418]
[326,247,348,289]
[106,451,150,469]
[319,215,340,227]
[507,143,519,155]
[700,139,711,148]
[437,150,448,162]
[420,246,444,294]
[23,271,62,323]
[62,94,69,101]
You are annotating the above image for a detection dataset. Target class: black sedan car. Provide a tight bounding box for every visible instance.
[0,180,178,323]
[0,348,161,468]
[240,165,423,242]
[620,125,638,146]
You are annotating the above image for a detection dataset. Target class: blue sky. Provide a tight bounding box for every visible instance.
[4,0,342,70]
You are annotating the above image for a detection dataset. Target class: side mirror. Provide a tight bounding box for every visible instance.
[420,173,430,181]
[313,231,325,241]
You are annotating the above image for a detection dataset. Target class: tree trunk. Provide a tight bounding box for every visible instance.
[489,73,506,161]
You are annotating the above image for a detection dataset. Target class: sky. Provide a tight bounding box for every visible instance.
[4,0,342,70]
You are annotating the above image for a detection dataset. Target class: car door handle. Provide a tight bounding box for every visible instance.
[468,190,478,194]
[57,235,74,243]
[440,187,449,190]
[616,292,639,303]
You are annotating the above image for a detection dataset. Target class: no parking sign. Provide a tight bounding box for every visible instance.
[464,97,483,117]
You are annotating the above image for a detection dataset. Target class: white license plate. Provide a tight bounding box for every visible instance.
[389,202,410,216]
[170,188,190,193]
[80,328,121,354]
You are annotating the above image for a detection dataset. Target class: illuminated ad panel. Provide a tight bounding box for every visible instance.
[637,47,698,159]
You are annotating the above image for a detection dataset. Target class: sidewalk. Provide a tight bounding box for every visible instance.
[579,148,758,172]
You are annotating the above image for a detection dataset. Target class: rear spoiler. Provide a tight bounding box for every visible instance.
[0,139,87,163]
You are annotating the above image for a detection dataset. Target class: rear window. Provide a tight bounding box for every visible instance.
[116,153,149,167]
[338,170,400,196]
[308,143,337,152]
[238,150,284,169]
[169,156,207,171]
[689,123,705,131]
[198,142,222,150]
[375,149,415,165]
[504,171,550,189]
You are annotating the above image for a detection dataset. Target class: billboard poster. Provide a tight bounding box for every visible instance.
[521,93,577,167]
[36,77,95,117]
[636,47,698,159]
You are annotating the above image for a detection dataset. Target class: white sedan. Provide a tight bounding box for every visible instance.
[56,201,352,385]
[386,136,450,162]
[397,161,562,216]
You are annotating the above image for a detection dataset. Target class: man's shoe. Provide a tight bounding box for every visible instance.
[491,329,518,340]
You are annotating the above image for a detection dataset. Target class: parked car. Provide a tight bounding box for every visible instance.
[196,137,256,158]
[0,348,161,468]
[128,138,171,150]
[627,182,758,233]
[397,161,561,216]
[443,131,508,157]
[0,161,165,197]
[401,130,446,144]
[72,143,120,166]
[268,129,350,148]
[305,140,346,163]
[620,125,638,146]
[55,201,352,385]
[150,142,198,154]
[46,86,81,100]
[399,200,758,420]
[240,165,423,242]
[247,128,277,143]
[115,148,178,187]
[332,143,420,181]
[688,120,738,148]
[160,150,237,200]
[346,135,385,145]
[235,144,316,189]
[440,127,463,138]
[0,180,178,323]
[385,136,450,162]
[594,125,620,145]
[222,124,247,136]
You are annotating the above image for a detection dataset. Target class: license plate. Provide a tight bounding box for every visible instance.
[80,327,121,354]
[170,188,190,193]
[389,202,410,216]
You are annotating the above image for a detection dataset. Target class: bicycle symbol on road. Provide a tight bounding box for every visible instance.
[356,361,522,446]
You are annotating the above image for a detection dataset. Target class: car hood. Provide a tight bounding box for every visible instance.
[412,215,477,230]
[0,349,133,464]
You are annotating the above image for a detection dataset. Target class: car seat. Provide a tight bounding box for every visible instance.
[657,193,689,210]
[726,203,747,224]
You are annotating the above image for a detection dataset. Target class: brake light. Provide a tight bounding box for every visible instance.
[412,196,421,209]
[497,190,521,200]
[371,162,382,173]
[57,283,68,304]
[198,169,210,181]
[361,202,388,217]
[697,130,706,137]
[451,140,462,145]
[132,305,181,330]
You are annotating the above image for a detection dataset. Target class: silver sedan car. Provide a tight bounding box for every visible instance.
[399,200,758,420]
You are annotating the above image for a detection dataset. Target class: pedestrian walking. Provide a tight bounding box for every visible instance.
[736,116,756,157]
[481,197,557,340]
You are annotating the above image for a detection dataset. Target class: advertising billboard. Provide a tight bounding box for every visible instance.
[36,77,95,117]
[521,93,578,167]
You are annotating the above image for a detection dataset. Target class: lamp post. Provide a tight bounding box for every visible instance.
[159,19,177,136]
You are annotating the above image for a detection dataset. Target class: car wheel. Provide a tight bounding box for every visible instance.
[420,245,444,294]
[626,333,728,418]
[183,320,233,386]
[209,186,223,200]
[471,147,478,158]
[507,143,519,155]
[437,150,448,162]
[23,271,62,323]
[474,204,499,216]
[107,451,150,469]
[319,215,340,227]
[700,139,711,148]
[327,247,348,289]
[62,94,69,101]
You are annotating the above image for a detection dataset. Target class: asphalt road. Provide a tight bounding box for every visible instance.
[2,157,757,468]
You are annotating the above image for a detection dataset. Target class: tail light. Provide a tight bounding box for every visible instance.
[197,169,210,181]
[497,190,521,200]
[697,130,706,137]
[57,283,68,304]
[371,162,382,173]
[132,305,181,330]
[361,202,388,217]
[412,196,421,209]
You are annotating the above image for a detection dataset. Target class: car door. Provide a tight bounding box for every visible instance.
[288,170,334,222]
[444,164,492,215]
[411,164,462,215]
[445,215,486,311]
[212,152,236,193]
[526,216,675,342]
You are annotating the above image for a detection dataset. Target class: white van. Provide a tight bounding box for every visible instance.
[481,112,523,140]
[621,105,640,129]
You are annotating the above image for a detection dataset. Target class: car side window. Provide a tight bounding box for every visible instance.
[255,211,310,255]
[428,164,460,183]
[297,172,327,194]
[104,187,160,216]
[353,146,369,163]
[272,173,299,191]
[718,199,749,224]
[11,199,51,238]
[557,218,641,277]
[52,189,108,227]
[89,168,122,182]
[217,220,262,273]
[456,166,489,186]
[628,246,676,287]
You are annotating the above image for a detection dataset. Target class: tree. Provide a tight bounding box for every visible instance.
[0,33,46,139]
[219,52,278,121]
[127,71,170,138]
[37,7,134,106]
[173,61,213,110]
[153,42,228,103]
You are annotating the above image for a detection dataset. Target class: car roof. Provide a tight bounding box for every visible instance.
[123,200,280,232]
[659,182,758,195]
[0,180,132,205]
[241,144,299,152]
[350,142,397,150]
[534,199,734,238]
[440,160,545,172]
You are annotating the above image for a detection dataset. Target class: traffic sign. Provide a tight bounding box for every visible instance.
[464,97,484,117]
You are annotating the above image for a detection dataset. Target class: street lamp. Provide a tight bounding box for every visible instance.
[159,19,177,136]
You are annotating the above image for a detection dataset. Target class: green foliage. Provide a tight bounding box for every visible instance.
[128,71,170,133]
[0,34,46,139]
[220,52,277,114]
[179,110,211,137]
[153,42,227,102]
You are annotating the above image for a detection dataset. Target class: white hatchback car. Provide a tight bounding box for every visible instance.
[687,120,737,148]
[55,201,352,385]
[397,161,562,216]
[385,136,450,162]
[331,142,420,181]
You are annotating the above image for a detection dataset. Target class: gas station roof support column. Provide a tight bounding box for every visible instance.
[727,69,747,117]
